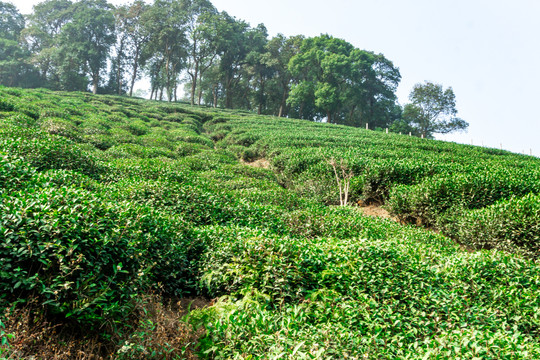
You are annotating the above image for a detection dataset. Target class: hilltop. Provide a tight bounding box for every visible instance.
[0,87,539,359]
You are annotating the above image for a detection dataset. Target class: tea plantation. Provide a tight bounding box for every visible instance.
[1,86,539,359]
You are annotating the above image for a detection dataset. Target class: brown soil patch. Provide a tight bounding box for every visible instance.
[243,158,270,169]
[358,205,399,222]
[2,295,212,360]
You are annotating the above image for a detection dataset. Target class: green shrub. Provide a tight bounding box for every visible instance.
[176,142,209,157]
[119,120,149,136]
[4,113,38,128]
[0,154,37,193]
[442,193,540,257]
[0,98,15,112]
[14,104,40,120]
[105,143,177,160]
[40,118,80,141]
[0,186,191,326]
[387,167,540,226]
[0,127,102,177]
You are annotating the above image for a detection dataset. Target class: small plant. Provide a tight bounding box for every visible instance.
[0,318,14,356]
[327,157,353,206]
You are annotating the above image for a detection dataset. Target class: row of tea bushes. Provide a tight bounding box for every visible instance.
[209,114,540,258]
[1,86,539,358]
[191,218,540,359]
[442,193,540,257]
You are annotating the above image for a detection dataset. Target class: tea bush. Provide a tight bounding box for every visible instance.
[0,185,189,326]
[0,126,102,177]
[443,193,540,257]
[1,86,539,358]
[387,166,540,225]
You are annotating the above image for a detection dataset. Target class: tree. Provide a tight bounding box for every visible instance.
[181,0,218,105]
[403,81,468,138]
[40,0,116,93]
[22,0,75,88]
[0,38,40,87]
[265,34,303,117]
[287,35,401,125]
[142,0,188,101]
[112,1,151,97]
[0,1,25,41]
[212,12,252,108]
[0,2,40,87]
[348,52,401,128]
[288,34,354,122]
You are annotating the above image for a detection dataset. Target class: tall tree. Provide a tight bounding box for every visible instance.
[143,0,188,101]
[0,1,24,41]
[403,81,468,138]
[114,1,152,97]
[22,0,74,88]
[265,34,303,117]
[346,51,401,128]
[288,34,400,125]
[181,0,218,105]
[0,2,43,88]
[213,12,252,108]
[288,34,355,122]
[60,0,115,94]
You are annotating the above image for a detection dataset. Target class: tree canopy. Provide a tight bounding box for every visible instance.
[0,0,467,135]
[403,81,468,138]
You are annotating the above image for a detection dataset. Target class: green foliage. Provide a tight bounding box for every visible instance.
[0,183,187,326]
[387,166,540,226]
[403,81,469,138]
[195,224,540,359]
[1,87,539,358]
[0,126,102,177]
[443,193,540,258]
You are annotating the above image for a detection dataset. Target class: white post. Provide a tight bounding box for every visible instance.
[421,134,424,139]
[386,128,388,134]
[366,123,368,130]
[409,132,411,136]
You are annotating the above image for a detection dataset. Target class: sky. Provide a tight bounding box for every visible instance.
[13,0,540,157]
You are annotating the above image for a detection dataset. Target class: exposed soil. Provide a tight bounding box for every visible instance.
[176,296,215,316]
[2,296,213,360]
[242,158,271,169]
[358,205,400,222]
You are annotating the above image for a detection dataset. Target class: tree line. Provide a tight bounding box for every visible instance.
[0,0,467,136]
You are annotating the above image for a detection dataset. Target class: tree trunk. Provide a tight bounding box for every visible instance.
[197,67,204,105]
[190,72,197,105]
[117,58,122,95]
[197,72,202,106]
[258,76,265,115]
[92,72,98,95]
[129,46,140,97]
[348,105,357,125]
[278,88,288,117]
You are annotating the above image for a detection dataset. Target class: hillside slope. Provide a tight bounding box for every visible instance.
[0,87,539,359]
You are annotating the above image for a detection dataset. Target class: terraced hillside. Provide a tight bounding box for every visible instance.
[0,87,539,359]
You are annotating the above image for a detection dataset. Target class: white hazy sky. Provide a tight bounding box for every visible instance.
[13,0,540,156]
